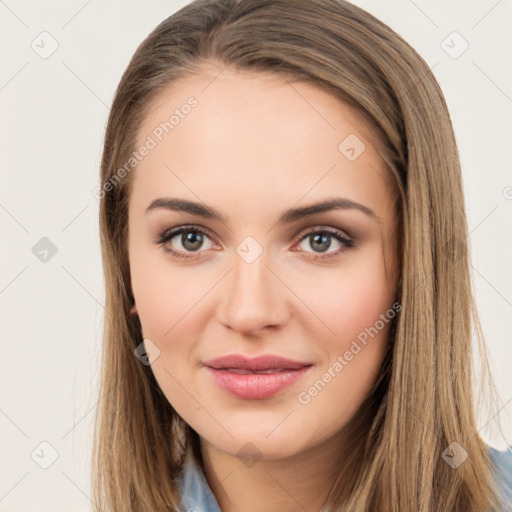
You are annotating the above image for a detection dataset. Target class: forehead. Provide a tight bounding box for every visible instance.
[136,64,378,153]
[130,65,393,221]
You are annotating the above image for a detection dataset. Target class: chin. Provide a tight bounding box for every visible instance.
[201,428,311,462]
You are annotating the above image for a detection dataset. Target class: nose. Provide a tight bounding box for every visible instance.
[217,252,289,336]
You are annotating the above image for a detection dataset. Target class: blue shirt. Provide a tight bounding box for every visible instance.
[177,444,512,511]
[177,446,222,512]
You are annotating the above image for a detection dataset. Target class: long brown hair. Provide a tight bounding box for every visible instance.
[93,1,505,510]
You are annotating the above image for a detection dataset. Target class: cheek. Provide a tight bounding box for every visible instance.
[301,256,395,348]
[296,277,393,438]
[131,263,207,410]
[312,282,391,386]
[130,243,209,340]
[294,252,395,406]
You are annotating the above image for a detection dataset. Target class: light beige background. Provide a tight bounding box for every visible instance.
[1,1,511,510]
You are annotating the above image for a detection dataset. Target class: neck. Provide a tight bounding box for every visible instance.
[199,429,353,512]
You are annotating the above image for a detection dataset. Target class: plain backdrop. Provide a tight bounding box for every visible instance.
[1,1,511,510]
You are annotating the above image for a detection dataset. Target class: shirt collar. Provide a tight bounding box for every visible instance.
[176,444,512,511]
[488,445,512,509]
[177,445,222,512]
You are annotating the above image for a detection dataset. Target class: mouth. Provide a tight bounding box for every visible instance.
[204,354,311,371]
[203,354,313,400]
[218,367,300,374]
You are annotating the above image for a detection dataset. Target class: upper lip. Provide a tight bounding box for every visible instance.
[203,354,312,371]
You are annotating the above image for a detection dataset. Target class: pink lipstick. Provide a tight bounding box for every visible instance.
[203,354,313,400]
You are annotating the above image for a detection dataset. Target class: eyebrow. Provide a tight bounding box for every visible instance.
[145,197,380,224]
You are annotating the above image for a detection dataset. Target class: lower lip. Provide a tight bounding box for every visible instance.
[204,365,312,400]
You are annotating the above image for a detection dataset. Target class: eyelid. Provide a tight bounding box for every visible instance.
[154,224,218,249]
[294,224,353,244]
[156,223,353,243]
[292,225,355,259]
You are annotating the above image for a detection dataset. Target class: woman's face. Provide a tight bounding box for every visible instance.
[128,66,399,460]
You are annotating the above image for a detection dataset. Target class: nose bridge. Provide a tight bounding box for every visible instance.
[219,247,287,334]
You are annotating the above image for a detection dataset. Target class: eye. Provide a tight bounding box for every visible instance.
[154,225,355,261]
[154,225,216,260]
[294,227,354,260]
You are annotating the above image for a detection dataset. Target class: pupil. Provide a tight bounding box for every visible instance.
[311,233,331,253]
[182,231,203,251]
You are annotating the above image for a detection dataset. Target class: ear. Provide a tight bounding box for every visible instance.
[128,278,138,315]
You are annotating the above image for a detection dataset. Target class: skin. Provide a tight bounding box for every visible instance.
[128,64,399,512]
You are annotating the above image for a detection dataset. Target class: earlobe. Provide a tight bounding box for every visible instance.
[129,280,138,315]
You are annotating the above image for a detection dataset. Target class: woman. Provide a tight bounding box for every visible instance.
[92,0,512,510]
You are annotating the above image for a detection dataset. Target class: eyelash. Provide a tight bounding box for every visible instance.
[153,225,355,261]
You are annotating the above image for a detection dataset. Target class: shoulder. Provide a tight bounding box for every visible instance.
[487,444,512,509]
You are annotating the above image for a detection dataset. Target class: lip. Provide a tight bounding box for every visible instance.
[204,354,311,371]
[203,354,313,400]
